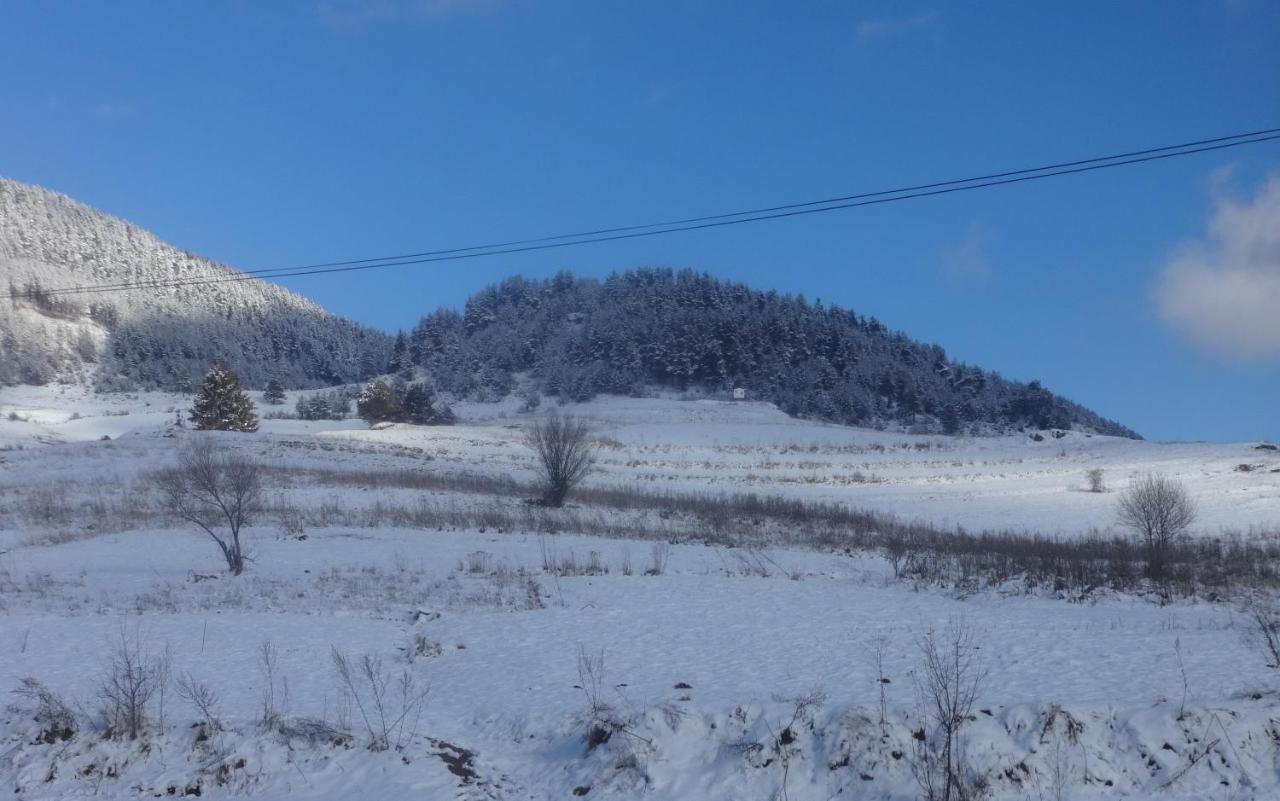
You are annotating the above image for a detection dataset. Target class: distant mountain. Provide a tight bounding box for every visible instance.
[406,270,1141,438]
[0,178,389,390]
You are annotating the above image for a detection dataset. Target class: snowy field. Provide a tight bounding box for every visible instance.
[1,385,1278,799]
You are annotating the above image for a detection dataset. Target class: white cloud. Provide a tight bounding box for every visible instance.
[940,222,993,282]
[1156,174,1280,360]
[854,11,940,45]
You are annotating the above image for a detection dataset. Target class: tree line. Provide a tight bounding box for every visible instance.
[400,268,1139,438]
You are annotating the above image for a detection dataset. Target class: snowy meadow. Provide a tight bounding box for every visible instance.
[1,387,1278,800]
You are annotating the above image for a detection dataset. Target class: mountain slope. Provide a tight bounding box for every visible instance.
[0,177,389,390]
[408,269,1140,438]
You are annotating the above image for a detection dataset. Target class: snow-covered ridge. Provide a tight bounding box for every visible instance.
[0,176,389,389]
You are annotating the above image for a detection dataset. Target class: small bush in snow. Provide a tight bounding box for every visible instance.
[524,411,597,507]
[97,632,171,740]
[11,676,77,742]
[1242,598,1280,671]
[331,648,429,751]
[575,646,623,750]
[1085,468,1106,493]
[646,542,670,576]
[257,640,289,732]
[175,672,223,735]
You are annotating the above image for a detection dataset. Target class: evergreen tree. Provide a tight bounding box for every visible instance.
[190,360,259,432]
[401,382,434,424]
[388,331,413,374]
[402,382,456,425]
[263,377,286,405]
[940,402,963,435]
[357,380,402,425]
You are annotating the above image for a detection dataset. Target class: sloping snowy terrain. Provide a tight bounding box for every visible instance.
[0,178,389,388]
[0,389,1277,799]
[5,387,1274,537]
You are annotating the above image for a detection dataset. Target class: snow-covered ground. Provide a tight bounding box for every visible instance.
[0,386,1278,799]
[6,385,1277,537]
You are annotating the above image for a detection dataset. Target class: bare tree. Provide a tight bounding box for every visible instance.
[154,438,262,575]
[97,631,170,740]
[175,672,223,734]
[912,617,989,801]
[524,412,597,507]
[1116,474,1196,581]
[1085,468,1106,493]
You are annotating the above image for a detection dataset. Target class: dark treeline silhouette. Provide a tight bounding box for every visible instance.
[405,268,1139,438]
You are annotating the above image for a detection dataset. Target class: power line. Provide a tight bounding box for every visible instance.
[12,127,1280,300]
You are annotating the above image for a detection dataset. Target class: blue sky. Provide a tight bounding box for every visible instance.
[2,1,1278,441]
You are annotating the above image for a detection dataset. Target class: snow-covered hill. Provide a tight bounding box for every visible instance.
[0,177,390,389]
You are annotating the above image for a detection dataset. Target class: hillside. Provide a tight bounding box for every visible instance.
[407,270,1141,438]
[0,177,390,390]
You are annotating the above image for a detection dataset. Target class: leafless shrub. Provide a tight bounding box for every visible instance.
[155,438,262,575]
[1174,637,1190,720]
[576,646,613,731]
[11,676,77,741]
[1117,474,1197,581]
[257,640,289,731]
[574,646,646,752]
[1085,468,1106,493]
[1242,598,1280,670]
[732,548,777,578]
[463,550,493,574]
[911,617,990,801]
[97,632,171,740]
[19,486,72,527]
[331,648,429,751]
[619,546,633,576]
[1036,719,1073,801]
[884,533,910,579]
[868,634,892,730]
[524,412,597,507]
[404,633,443,663]
[175,672,223,734]
[538,536,607,576]
[646,541,670,576]
[765,687,827,801]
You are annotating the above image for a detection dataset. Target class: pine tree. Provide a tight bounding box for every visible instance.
[357,380,403,425]
[190,360,259,432]
[402,382,456,425]
[388,331,413,374]
[401,382,434,424]
[263,377,286,405]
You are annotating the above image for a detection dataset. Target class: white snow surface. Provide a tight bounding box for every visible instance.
[0,387,1277,799]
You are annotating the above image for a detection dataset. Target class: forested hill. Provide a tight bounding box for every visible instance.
[405,269,1140,439]
[0,177,390,389]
